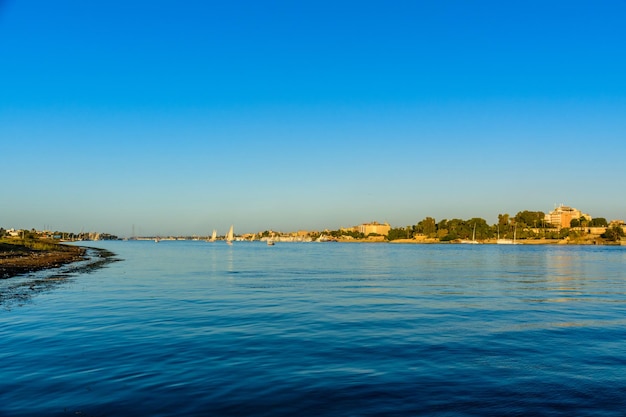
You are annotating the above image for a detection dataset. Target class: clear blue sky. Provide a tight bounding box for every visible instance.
[1,1,625,237]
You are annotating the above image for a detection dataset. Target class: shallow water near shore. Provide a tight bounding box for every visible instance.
[1,241,626,416]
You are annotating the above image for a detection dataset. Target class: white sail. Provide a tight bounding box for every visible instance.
[226,225,234,244]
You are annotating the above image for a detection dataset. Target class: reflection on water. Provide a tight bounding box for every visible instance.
[1,242,625,416]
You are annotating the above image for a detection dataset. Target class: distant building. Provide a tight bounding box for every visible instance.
[545,204,590,229]
[357,221,391,237]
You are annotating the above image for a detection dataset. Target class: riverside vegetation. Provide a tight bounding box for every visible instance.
[319,211,623,244]
[384,211,624,244]
[0,238,86,279]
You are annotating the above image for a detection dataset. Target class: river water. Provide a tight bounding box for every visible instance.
[1,241,626,416]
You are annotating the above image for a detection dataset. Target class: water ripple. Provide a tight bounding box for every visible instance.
[1,242,625,416]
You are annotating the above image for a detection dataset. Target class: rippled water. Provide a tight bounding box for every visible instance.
[1,241,626,416]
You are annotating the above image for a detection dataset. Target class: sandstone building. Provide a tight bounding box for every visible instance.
[357,221,391,236]
[545,204,590,229]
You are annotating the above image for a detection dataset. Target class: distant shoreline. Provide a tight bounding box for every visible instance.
[386,238,624,246]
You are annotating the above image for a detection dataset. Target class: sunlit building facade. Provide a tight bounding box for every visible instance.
[357,221,391,236]
[544,204,590,229]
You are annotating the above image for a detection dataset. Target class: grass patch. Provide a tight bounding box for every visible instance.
[0,238,70,252]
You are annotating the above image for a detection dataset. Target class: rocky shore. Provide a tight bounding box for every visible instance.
[0,241,87,279]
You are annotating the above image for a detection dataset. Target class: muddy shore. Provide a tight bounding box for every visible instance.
[1,242,119,309]
[0,242,87,279]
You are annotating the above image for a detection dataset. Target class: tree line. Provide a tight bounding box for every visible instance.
[386,211,623,242]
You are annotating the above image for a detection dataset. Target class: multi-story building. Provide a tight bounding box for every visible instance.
[357,221,391,236]
[545,205,591,229]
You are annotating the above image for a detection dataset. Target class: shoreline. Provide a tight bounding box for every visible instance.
[0,244,119,308]
[386,238,624,245]
[0,241,109,280]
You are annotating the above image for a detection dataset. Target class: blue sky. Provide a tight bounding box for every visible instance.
[1,1,625,237]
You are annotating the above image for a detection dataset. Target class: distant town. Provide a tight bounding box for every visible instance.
[2,204,625,245]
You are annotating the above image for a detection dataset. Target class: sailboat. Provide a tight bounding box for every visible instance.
[461,223,480,244]
[226,225,234,245]
[208,229,217,242]
[497,225,519,245]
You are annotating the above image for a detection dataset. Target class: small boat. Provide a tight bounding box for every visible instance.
[208,229,217,242]
[497,225,519,245]
[267,240,275,246]
[460,224,480,244]
[226,225,234,245]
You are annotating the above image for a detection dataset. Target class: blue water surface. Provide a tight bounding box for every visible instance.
[1,241,626,416]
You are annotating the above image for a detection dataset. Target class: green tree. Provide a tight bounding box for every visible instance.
[342,230,365,239]
[446,219,467,239]
[602,225,625,241]
[468,217,491,239]
[416,217,436,236]
[514,211,545,227]
[438,218,490,240]
[437,218,462,241]
[387,227,407,241]
[590,218,608,227]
